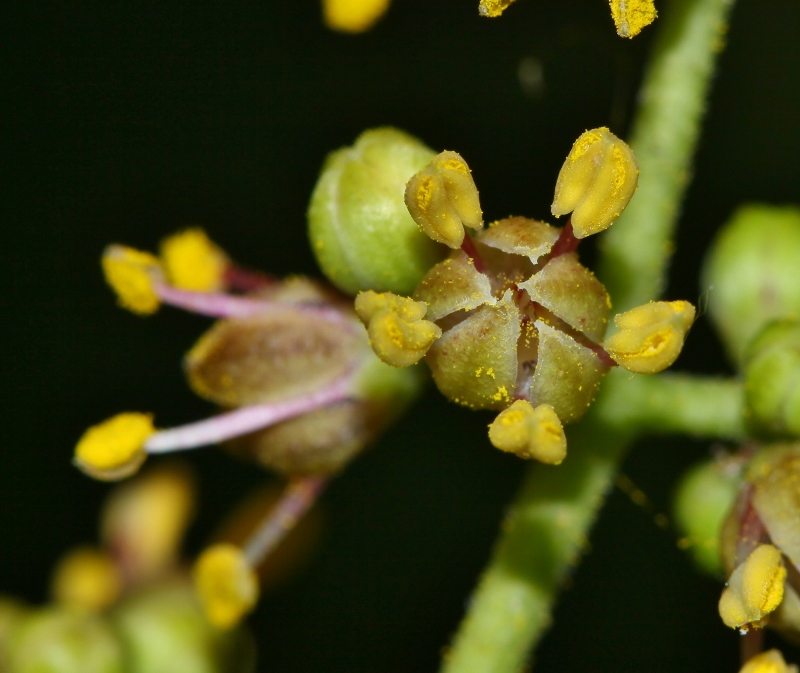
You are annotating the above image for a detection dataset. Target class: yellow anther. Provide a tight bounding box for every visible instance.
[551,127,639,238]
[193,543,259,629]
[719,544,786,630]
[101,245,162,315]
[739,649,798,673]
[160,228,227,292]
[322,0,390,33]
[405,151,483,248]
[355,291,442,367]
[51,547,121,612]
[488,400,567,465]
[74,413,154,481]
[609,0,657,39]
[742,544,786,616]
[604,300,696,374]
[478,0,517,17]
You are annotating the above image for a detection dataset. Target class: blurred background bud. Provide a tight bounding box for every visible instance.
[743,319,800,437]
[673,454,743,578]
[703,205,800,367]
[308,127,442,296]
[7,607,124,673]
[112,581,254,673]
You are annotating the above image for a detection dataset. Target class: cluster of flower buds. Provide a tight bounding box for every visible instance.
[0,464,258,673]
[73,227,424,627]
[348,127,695,465]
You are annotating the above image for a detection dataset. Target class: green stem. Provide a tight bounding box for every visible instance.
[441,421,633,673]
[594,370,746,439]
[600,0,736,313]
[439,0,736,669]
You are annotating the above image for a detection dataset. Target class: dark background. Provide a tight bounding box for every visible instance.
[2,1,800,670]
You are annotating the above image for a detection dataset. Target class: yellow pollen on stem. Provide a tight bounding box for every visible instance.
[101,245,162,315]
[160,228,227,292]
[74,413,154,481]
[322,0,390,33]
[194,543,259,629]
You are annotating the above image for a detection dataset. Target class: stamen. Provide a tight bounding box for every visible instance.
[144,376,353,454]
[547,220,581,258]
[242,475,328,567]
[153,282,355,328]
[460,234,488,274]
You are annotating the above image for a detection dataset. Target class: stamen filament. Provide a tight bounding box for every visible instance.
[547,219,580,258]
[460,234,487,274]
[154,282,354,327]
[144,376,353,454]
[242,475,328,567]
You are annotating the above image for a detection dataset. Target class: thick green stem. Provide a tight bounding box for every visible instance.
[600,0,736,313]
[441,421,632,673]
[594,370,746,439]
[439,0,736,670]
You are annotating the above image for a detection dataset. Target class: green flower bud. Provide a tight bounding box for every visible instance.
[743,319,800,437]
[113,581,255,673]
[308,127,443,296]
[0,597,28,671]
[703,204,800,366]
[8,607,124,673]
[673,457,742,578]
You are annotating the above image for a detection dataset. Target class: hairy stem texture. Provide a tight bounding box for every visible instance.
[600,0,736,313]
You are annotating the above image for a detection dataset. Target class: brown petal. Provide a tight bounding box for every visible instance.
[412,250,495,321]
[185,309,365,407]
[528,320,609,423]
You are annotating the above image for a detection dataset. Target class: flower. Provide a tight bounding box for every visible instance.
[75,229,424,626]
[356,136,694,464]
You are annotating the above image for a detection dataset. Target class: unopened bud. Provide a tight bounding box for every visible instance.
[405,150,483,248]
[703,205,800,366]
[8,608,124,673]
[673,457,742,578]
[743,320,800,437]
[551,127,638,238]
[308,128,441,295]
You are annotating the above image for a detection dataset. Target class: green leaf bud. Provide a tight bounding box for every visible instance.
[113,581,255,673]
[703,204,800,366]
[0,597,28,671]
[744,319,800,437]
[7,607,124,673]
[308,127,443,296]
[673,457,742,578]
